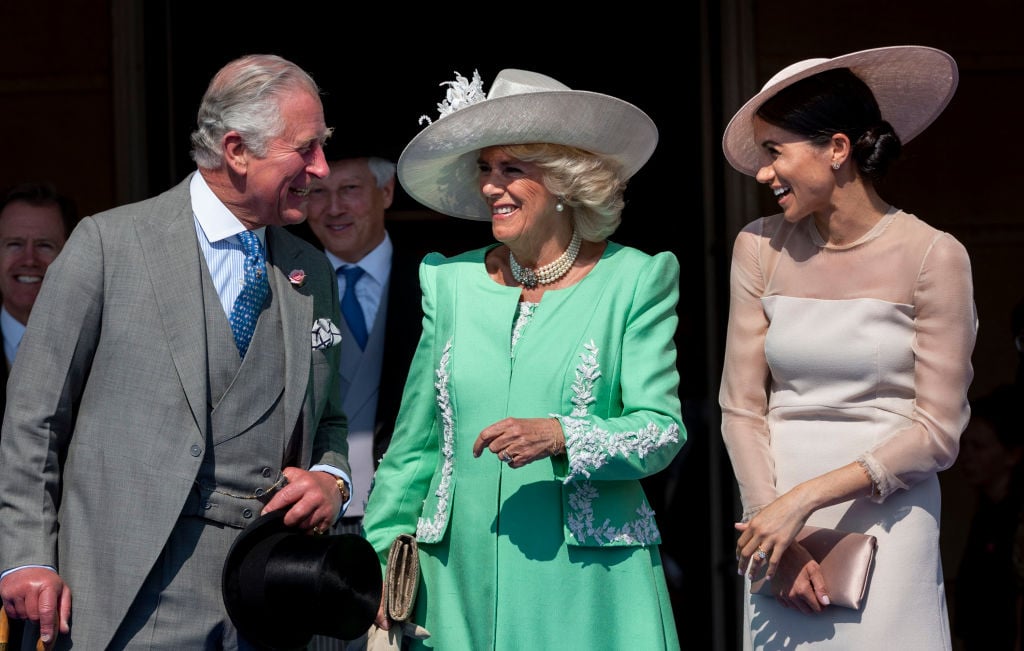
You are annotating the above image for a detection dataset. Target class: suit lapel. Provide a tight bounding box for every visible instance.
[266,227,313,437]
[133,188,316,456]
[136,177,208,433]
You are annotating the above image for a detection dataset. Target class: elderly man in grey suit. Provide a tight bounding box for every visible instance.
[0,54,352,650]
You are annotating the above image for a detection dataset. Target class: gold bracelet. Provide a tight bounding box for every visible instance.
[549,434,565,456]
[549,418,566,456]
[335,476,350,503]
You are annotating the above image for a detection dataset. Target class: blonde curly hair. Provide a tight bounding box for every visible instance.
[497,143,627,241]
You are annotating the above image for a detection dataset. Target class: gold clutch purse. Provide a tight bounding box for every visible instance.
[750,525,878,610]
[384,533,420,623]
[349,534,429,651]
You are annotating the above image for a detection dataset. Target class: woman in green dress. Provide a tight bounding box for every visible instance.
[361,68,686,650]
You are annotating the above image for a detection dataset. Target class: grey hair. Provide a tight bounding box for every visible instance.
[366,157,397,188]
[190,54,322,170]
[496,144,627,241]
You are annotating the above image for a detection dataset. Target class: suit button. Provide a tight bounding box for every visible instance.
[261,467,273,478]
[202,501,212,510]
[254,488,265,497]
[242,508,253,519]
[190,444,202,457]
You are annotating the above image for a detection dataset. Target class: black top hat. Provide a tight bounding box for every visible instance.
[222,509,382,649]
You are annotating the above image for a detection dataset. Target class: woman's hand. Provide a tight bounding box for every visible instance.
[734,489,811,581]
[473,417,565,468]
[735,487,831,612]
[764,542,831,613]
[373,584,390,630]
[736,462,874,592]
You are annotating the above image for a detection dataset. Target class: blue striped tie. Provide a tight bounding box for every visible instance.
[338,265,367,350]
[229,231,269,358]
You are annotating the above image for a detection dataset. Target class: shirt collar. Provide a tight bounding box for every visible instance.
[323,232,393,285]
[190,172,266,245]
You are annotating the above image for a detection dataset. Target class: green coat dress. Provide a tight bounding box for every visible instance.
[362,241,685,650]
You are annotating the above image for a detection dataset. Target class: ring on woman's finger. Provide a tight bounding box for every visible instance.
[313,525,326,535]
[500,450,513,463]
[755,545,768,561]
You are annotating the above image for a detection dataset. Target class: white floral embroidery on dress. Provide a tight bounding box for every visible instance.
[559,342,680,481]
[564,420,680,482]
[567,484,662,546]
[511,301,537,355]
[569,341,601,415]
[418,70,487,126]
[416,339,455,542]
[557,340,680,546]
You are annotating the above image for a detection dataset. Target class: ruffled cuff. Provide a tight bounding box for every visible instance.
[856,453,908,503]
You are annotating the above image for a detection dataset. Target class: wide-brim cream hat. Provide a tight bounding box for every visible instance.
[398,69,658,220]
[722,45,958,177]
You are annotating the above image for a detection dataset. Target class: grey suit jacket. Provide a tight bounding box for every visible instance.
[0,319,8,429]
[0,175,348,650]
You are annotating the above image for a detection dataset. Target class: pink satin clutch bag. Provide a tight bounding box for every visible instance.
[750,525,878,610]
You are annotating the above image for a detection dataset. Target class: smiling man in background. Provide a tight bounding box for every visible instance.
[0,181,76,393]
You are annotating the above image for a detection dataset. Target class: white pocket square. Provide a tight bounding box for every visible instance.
[311,317,343,350]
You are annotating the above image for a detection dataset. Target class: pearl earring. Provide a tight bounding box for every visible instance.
[555,201,564,213]
[832,161,841,170]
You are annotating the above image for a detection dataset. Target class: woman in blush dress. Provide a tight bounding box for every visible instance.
[719,46,976,650]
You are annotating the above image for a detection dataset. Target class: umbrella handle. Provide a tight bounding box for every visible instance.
[0,609,48,651]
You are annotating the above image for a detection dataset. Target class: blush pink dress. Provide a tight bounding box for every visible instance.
[720,207,977,650]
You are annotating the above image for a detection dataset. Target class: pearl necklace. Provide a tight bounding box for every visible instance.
[509,230,582,289]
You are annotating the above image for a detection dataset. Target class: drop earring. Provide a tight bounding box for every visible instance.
[555,200,564,213]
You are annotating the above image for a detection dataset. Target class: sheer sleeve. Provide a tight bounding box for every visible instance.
[857,232,977,500]
[719,220,776,519]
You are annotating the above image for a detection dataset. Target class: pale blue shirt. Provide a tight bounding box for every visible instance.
[1,306,25,366]
[189,172,265,317]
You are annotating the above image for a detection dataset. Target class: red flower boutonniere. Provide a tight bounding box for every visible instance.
[288,269,306,288]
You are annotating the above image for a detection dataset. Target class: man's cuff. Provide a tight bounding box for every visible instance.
[309,464,353,520]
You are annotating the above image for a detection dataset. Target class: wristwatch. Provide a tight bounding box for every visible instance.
[335,476,350,503]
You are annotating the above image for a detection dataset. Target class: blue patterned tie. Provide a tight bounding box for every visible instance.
[229,230,269,358]
[338,265,367,350]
